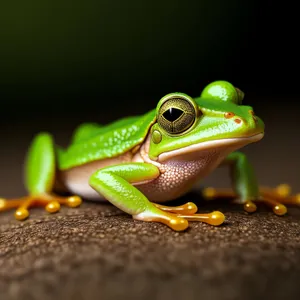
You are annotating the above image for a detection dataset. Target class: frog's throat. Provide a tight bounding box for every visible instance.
[157,133,264,162]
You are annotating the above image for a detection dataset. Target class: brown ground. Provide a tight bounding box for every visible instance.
[0,195,299,300]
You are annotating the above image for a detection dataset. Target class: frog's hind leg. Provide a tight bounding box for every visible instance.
[0,133,82,220]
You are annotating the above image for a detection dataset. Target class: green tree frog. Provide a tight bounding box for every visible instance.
[0,81,298,231]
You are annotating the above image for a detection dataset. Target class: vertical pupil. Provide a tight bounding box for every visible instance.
[163,108,183,121]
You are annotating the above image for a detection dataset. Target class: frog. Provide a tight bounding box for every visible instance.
[1,80,298,231]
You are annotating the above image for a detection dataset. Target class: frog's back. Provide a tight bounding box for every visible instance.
[57,110,156,170]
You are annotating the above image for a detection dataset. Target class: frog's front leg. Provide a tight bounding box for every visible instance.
[89,163,225,231]
[203,151,300,215]
[0,133,82,219]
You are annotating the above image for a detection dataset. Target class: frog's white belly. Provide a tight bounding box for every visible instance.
[57,148,228,203]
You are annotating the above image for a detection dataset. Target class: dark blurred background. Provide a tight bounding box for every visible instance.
[0,0,299,197]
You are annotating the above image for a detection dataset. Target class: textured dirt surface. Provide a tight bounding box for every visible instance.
[0,195,300,300]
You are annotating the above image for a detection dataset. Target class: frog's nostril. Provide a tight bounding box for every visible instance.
[224,112,242,124]
[224,112,235,119]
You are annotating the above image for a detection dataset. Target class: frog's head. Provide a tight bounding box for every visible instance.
[148,81,265,162]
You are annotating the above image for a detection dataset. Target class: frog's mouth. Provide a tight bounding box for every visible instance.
[157,133,264,162]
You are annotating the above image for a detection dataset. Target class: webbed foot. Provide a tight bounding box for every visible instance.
[0,193,82,220]
[202,184,300,216]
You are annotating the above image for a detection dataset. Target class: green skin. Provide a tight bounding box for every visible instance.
[24,81,264,228]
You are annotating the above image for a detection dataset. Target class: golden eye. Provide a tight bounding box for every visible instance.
[157,96,198,135]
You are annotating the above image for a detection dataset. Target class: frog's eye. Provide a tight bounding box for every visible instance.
[157,94,198,135]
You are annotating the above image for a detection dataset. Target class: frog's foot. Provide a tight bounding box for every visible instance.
[202,184,300,216]
[259,184,300,214]
[134,206,225,231]
[153,202,225,226]
[0,193,82,220]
